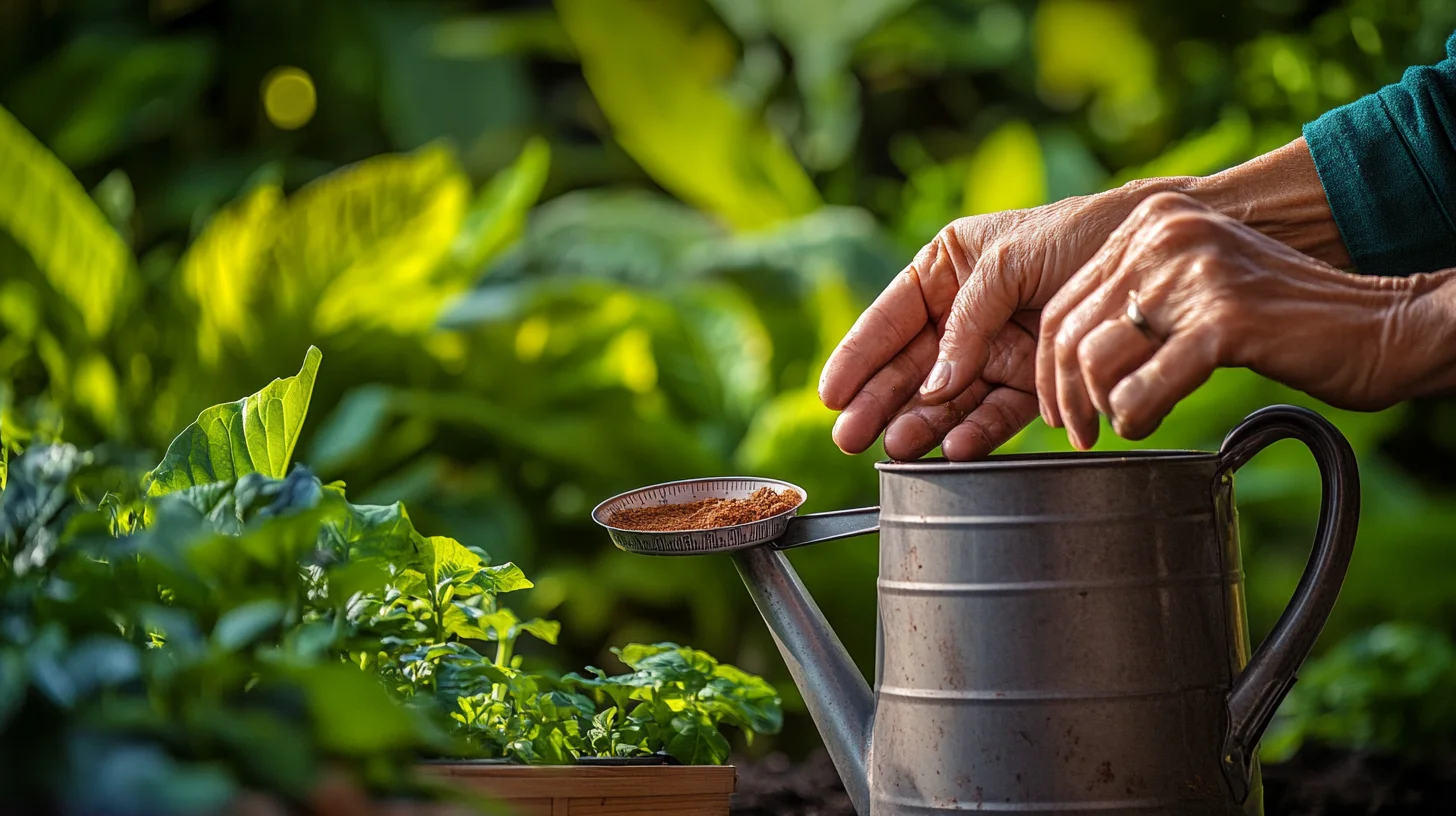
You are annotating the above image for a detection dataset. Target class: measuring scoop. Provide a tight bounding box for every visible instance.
[591,477,880,556]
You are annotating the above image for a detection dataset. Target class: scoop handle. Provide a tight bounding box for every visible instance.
[773,507,880,550]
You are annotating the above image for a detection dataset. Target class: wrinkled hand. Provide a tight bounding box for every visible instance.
[819,184,1159,460]
[1037,192,1451,448]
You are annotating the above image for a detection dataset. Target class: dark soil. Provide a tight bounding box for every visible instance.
[730,750,854,816]
[729,746,1456,815]
[1261,745,1456,814]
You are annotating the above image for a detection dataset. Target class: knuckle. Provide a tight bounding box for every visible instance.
[1134,191,1192,220]
[1054,326,1079,360]
[1075,336,1101,372]
[1138,212,1214,253]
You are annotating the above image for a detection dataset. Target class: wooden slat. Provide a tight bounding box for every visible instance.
[552,798,569,816]
[423,765,736,799]
[482,799,553,816]
[568,794,731,815]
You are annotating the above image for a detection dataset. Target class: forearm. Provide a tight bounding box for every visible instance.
[1111,139,1352,269]
[1190,139,1352,269]
[1398,269,1456,399]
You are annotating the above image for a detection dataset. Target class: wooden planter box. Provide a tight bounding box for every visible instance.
[420,759,736,815]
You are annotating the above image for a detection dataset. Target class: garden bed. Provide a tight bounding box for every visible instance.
[421,757,736,816]
[726,747,1456,816]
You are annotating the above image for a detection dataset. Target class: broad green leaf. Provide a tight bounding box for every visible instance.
[612,642,676,670]
[1109,111,1253,187]
[1033,0,1159,139]
[665,714,731,765]
[0,104,132,336]
[294,663,427,754]
[146,346,322,496]
[453,136,552,272]
[6,35,216,167]
[427,535,483,588]
[179,184,283,364]
[556,0,820,230]
[213,599,287,652]
[713,0,916,169]
[480,562,532,594]
[518,618,561,646]
[480,608,520,640]
[272,143,471,335]
[963,120,1046,215]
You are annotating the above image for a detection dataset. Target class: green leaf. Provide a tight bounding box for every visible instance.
[146,346,322,496]
[294,663,429,754]
[427,535,483,589]
[213,599,287,652]
[454,136,552,272]
[480,608,520,640]
[665,714,731,765]
[272,143,471,335]
[556,0,820,230]
[178,183,283,364]
[963,120,1046,215]
[0,104,132,336]
[479,562,532,594]
[518,618,561,646]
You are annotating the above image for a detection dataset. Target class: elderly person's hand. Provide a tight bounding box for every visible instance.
[820,139,1350,460]
[1038,192,1456,449]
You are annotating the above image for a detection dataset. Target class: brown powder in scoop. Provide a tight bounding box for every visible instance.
[608,487,800,531]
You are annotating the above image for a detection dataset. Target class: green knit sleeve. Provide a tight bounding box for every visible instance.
[1303,32,1456,276]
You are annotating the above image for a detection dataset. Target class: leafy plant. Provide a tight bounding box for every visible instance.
[9,0,1456,766]
[0,348,780,814]
[1262,623,1456,764]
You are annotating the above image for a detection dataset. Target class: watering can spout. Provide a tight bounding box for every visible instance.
[734,546,874,816]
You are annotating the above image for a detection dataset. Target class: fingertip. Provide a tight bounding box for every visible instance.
[817,367,847,410]
[883,415,931,461]
[831,410,875,455]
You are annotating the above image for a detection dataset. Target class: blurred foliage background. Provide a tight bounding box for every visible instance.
[4,0,1456,759]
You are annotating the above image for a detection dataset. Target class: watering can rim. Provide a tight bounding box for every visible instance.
[877,449,1216,472]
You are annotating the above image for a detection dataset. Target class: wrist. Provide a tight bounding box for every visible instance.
[1167,139,1352,269]
[1398,271,1456,398]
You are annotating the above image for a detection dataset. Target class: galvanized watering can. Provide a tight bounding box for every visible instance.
[595,405,1359,815]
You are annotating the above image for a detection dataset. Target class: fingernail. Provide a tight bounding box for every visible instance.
[922,360,952,396]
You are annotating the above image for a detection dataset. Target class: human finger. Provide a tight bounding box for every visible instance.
[1034,192,1178,427]
[819,261,932,411]
[1076,314,1161,419]
[941,386,1040,460]
[1108,329,1219,440]
[917,237,1021,405]
[1054,276,1158,449]
[831,326,939,454]
[883,379,993,460]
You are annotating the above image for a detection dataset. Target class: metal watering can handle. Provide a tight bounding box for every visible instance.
[773,507,881,550]
[1216,404,1359,802]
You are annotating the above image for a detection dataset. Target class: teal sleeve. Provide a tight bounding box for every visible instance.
[1303,32,1456,276]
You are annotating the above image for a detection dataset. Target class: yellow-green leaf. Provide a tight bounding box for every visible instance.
[179,183,283,363]
[963,120,1046,216]
[454,136,552,272]
[272,143,471,335]
[1109,111,1253,188]
[427,535,483,588]
[0,104,132,337]
[146,346,322,496]
[556,0,820,230]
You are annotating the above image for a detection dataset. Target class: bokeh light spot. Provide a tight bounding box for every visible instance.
[261,66,317,130]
